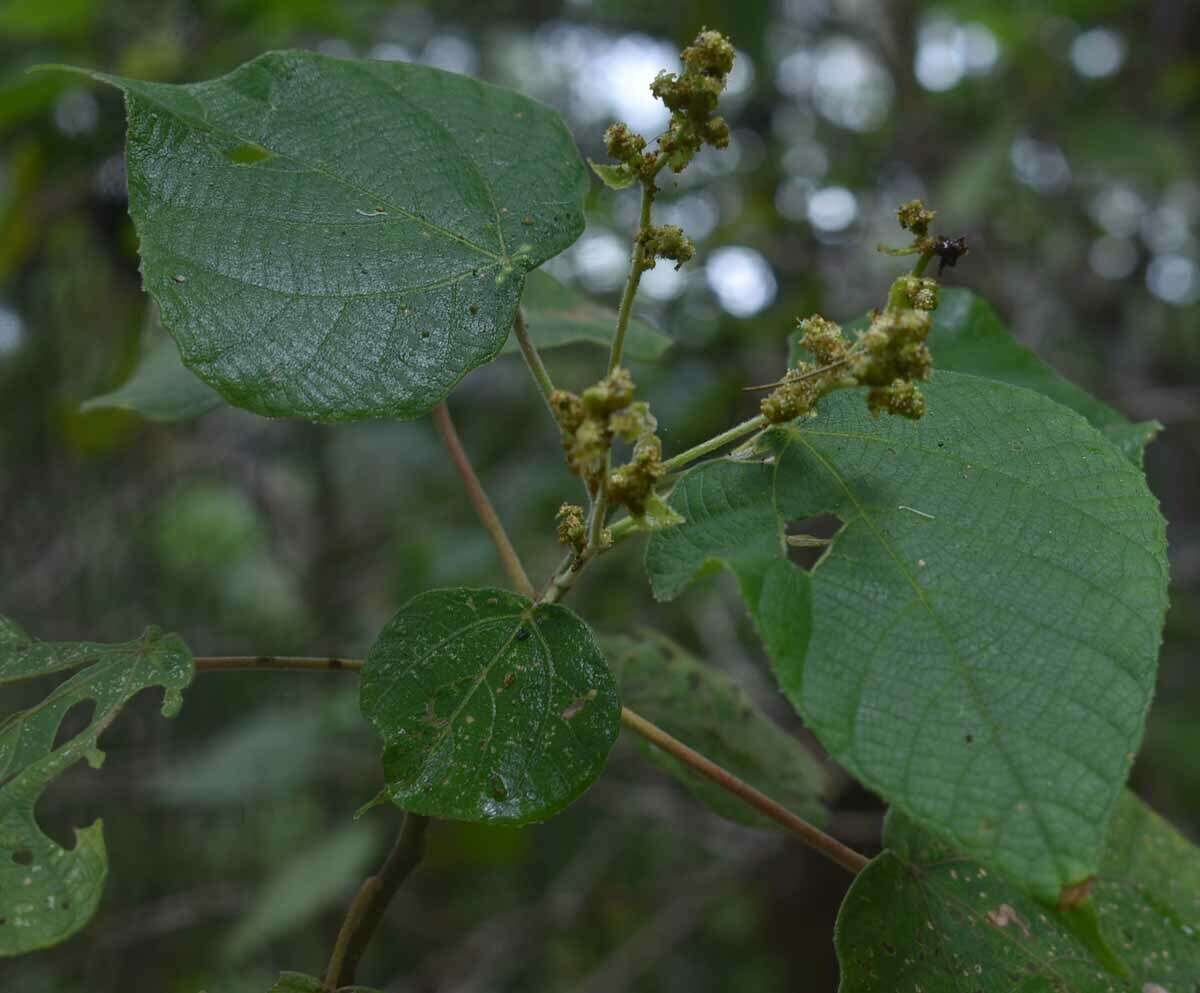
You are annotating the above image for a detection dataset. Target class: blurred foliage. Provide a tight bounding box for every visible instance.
[0,0,1196,990]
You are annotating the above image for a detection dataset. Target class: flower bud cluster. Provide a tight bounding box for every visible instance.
[637,224,695,272]
[596,30,736,189]
[556,503,587,554]
[653,30,736,173]
[551,368,665,510]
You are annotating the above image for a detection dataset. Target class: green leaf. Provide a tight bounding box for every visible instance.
[0,617,194,956]
[608,631,829,829]
[836,792,1200,992]
[790,289,1160,464]
[646,372,1168,903]
[223,822,381,962]
[81,335,222,421]
[268,973,381,993]
[58,50,588,421]
[587,158,637,190]
[502,269,672,362]
[81,270,670,424]
[360,588,619,824]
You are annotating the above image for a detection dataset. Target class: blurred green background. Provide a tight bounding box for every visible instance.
[1,0,1197,990]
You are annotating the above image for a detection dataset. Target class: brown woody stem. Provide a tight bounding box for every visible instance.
[432,401,536,599]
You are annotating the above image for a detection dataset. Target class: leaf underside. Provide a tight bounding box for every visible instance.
[71,51,589,421]
[791,288,1159,465]
[80,270,671,423]
[608,631,829,829]
[836,792,1200,992]
[646,371,1168,903]
[360,588,619,824]
[0,617,194,956]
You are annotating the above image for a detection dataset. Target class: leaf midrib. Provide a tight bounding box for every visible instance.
[776,428,1069,887]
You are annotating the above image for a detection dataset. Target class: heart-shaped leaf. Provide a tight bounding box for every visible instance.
[646,372,1168,903]
[0,617,194,955]
[608,631,829,829]
[360,588,619,824]
[836,792,1200,992]
[61,51,588,420]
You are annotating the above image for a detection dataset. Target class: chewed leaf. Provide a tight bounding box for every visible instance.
[0,618,194,956]
[51,51,588,421]
[360,588,619,824]
[608,631,829,829]
[646,372,1168,903]
[836,792,1200,992]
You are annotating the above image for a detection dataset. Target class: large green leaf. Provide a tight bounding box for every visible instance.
[61,51,588,421]
[81,269,671,423]
[82,335,223,421]
[504,270,672,362]
[0,617,194,956]
[608,631,829,829]
[360,588,619,824]
[836,792,1200,992]
[645,372,1168,903]
[791,289,1159,464]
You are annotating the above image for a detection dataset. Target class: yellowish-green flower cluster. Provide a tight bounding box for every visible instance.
[637,224,695,272]
[761,202,951,424]
[596,30,735,188]
[550,368,665,519]
[652,29,735,173]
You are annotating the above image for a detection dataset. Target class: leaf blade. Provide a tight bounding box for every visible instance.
[608,631,829,829]
[646,372,1169,901]
[0,618,194,956]
[62,51,588,421]
[835,792,1200,992]
[360,588,619,824]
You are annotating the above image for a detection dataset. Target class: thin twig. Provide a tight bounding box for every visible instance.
[323,812,431,990]
[191,657,867,874]
[659,414,769,475]
[512,307,556,407]
[607,170,659,375]
[619,706,869,875]
[432,402,536,599]
[194,655,362,673]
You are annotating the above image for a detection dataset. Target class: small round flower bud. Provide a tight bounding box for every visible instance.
[797,314,849,365]
[897,200,936,238]
[603,122,647,164]
[549,389,584,432]
[867,380,927,420]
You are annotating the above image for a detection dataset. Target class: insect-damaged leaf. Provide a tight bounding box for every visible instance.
[608,631,829,829]
[57,51,588,421]
[0,617,194,956]
[836,792,1200,992]
[360,588,619,824]
[792,288,1159,465]
[645,372,1168,904]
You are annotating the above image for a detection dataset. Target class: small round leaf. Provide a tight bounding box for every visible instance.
[360,588,619,824]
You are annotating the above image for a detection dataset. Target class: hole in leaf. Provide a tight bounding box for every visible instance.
[785,514,844,571]
[52,699,96,752]
[223,142,273,165]
[11,849,33,865]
